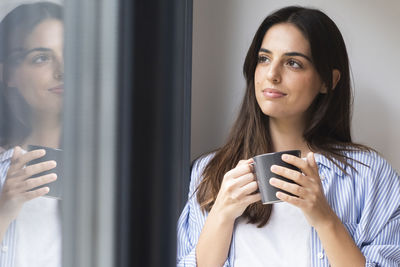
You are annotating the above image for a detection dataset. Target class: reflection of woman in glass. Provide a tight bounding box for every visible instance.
[0,2,63,266]
[178,6,400,267]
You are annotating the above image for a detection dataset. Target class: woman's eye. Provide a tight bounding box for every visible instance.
[287,59,302,69]
[31,54,51,64]
[257,55,270,64]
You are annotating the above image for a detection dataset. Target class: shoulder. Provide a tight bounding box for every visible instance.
[189,152,215,191]
[316,148,398,181]
[339,149,399,190]
[344,149,398,176]
[191,152,215,175]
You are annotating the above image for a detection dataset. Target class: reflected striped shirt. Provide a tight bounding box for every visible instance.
[0,149,16,267]
[177,150,400,266]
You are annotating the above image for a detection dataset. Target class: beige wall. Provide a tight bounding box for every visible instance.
[191,0,400,172]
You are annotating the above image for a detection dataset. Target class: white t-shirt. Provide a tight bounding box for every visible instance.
[15,196,61,267]
[234,201,310,267]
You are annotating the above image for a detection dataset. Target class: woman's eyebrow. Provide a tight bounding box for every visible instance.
[259,48,312,62]
[24,47,52,55]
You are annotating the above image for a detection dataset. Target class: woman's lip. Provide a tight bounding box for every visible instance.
[262,88,287,98]
[48,85,64,94]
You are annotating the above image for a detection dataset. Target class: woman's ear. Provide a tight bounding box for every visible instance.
[319,69,341,94]
[332,69,341,90]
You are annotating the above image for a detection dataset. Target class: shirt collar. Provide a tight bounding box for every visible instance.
[314,152,347,178]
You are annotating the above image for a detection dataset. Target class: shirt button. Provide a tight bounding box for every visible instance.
[320,174,325,180]
[1,246,8,253]
[318,252,324,259]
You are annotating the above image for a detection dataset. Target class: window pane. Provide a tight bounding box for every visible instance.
[0,1,64,267]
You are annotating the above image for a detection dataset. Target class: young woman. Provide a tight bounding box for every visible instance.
[177,6,400,267]
[0,2,63,266]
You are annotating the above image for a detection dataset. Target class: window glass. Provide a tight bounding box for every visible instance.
[0,1,64,266]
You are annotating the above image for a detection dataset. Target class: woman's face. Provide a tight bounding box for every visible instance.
[254,23,325,123]
[7,18,64,115]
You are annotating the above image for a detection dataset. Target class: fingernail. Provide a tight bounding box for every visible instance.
[39,149,46,155]
[282,154,289,160]
[270,165,277,172]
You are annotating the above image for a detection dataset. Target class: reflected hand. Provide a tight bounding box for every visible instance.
[0,146,57,223]
[212,159,261,221]
[269,152,336,229]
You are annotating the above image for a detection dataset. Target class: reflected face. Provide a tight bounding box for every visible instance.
[7,19,64,114]
[254,23,325,122]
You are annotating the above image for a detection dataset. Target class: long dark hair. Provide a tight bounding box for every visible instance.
[0,2,63,148]
[197,6,370,227]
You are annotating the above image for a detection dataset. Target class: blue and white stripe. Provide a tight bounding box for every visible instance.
[0,149,16,267]
[177,150,400,266]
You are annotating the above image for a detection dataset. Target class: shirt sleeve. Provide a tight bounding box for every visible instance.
[0,149,16,267]
[352,154,400,267]
[176,154,230,267]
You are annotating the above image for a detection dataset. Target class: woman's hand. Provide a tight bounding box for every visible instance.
[212,159,261,222]
[0,146,57,223]
[269,152,335,229]
[196,159,261,267]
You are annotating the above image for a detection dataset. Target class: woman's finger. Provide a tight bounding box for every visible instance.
[276,191,304,208]
[306,152,319,173]
[281,153,316,177]
[236,158,253,167]
[270,165,308,186]
[8,148,46,174]
[243,192,262,205]
[238,180,258,197]
[233,173,255,188]
[15,160,57,181]
[22,186,50,202]
[19,173,57,192]
[269,177,306,198]
[225,162,253,180]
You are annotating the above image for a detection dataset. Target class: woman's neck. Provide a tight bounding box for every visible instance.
[21,112,61,150]
[269,116,311,157]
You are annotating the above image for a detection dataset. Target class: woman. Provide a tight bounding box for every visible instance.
[177,6,400,267]
[0,2,63,266]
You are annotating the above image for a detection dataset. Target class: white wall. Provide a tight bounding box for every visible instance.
[191,0,400,172]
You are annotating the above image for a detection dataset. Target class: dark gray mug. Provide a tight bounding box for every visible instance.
[27,145,63,199]
[252,150,301,204]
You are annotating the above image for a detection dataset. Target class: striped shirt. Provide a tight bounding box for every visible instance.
[0,149,16,267]
[0,148,61,267]
[177,150,400,266]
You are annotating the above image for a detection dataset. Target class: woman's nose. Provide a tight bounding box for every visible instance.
[53,58,64,81]
[266,62,281,84]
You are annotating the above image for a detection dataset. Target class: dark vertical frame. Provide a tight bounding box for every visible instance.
[116,0,192,266]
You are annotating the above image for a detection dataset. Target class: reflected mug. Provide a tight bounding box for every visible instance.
[27,145,63,199]
[252,150,301,204]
